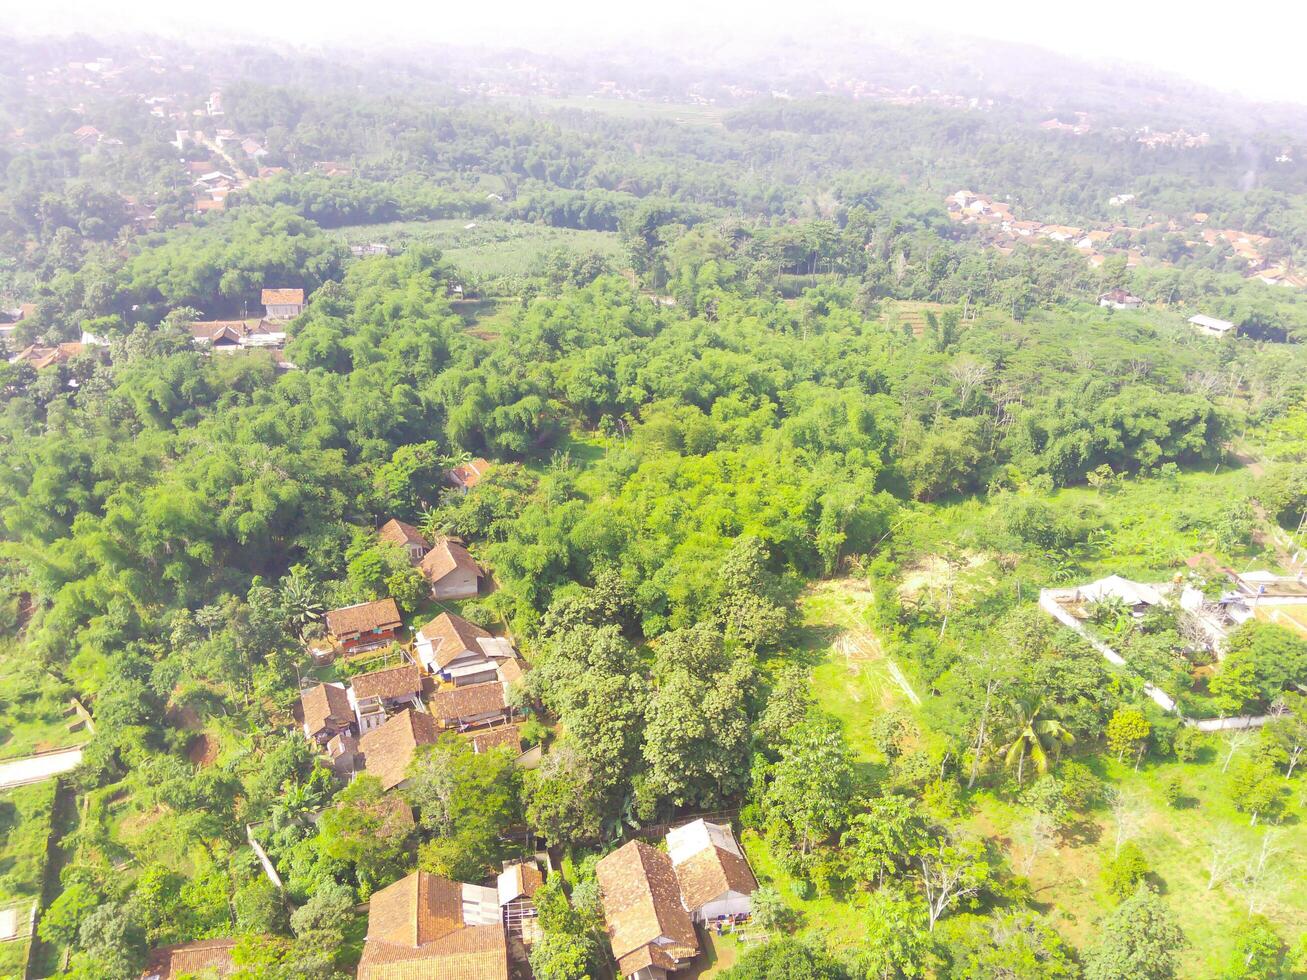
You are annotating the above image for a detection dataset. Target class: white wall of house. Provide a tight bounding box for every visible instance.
[432,568,478,599]
[691,892,752,922]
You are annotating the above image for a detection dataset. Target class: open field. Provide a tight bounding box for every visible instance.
[333,219,626,281]
[0,656,85,763]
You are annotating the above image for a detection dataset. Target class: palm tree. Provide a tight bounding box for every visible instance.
[999,699,1075,786]
[418,506,446,544]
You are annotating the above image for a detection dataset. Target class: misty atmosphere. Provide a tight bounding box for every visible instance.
[0,9,1305,980]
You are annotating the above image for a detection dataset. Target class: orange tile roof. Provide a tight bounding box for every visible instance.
[420,539,482,586]
[325,598,402,639]
[379,518,429,553]
[359,709,440,790]
[261,288,304,305]
[142,938,237,979]
[429,682,506,727]
[596,841,698,970]
[416,612,492,669]
[448,458,492,489]
[466,724,521,755]
[350,664,422,701]
[673,844,757,913]
[359,871,509,980]
[300,682,353,736]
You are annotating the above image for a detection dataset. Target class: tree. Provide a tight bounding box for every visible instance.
[1206,828,1242,891]
[749,885,801,935]
[1085,887,1185,980]
[1227,759,1287,825]
[529,877,604,980]
[1102,841,1150,901]
[720,936,850,980]
[943,909,1079,979]
[841,796,931,890]
[315,774,414,893]
[1106,708,1151,768]
[999,699,1074,786]
[1220,916,1287,980]
[916,834,991,931]
[38,882,100,950]
[760,719,858,857]
[406,735,521,881]
[860,888,933,978]
[1262,694,1306,778]
[69,902,148,980]
[1107,789,1144,858]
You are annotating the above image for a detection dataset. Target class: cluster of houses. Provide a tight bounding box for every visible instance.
[948,190,1303,290]
[146,814,757,980]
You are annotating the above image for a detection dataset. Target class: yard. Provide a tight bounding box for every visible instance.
[332,219,627,284]
[0,653,86,762]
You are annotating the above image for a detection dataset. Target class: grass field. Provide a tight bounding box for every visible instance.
[0,654,85,762]
[333,219,626,282]
[0,780,55,973]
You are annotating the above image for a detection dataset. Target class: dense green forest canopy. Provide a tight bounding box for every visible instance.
[0,30,1305,980]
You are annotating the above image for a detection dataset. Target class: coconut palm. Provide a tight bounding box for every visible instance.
[999,698,1075,786]
[418,506,446,544]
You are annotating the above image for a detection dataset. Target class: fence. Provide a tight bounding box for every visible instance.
[1039,589,1269,730]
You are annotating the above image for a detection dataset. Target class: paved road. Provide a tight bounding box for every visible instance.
[0,747,83,790]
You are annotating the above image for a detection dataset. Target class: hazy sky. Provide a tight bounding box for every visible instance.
[5,0,1307,105]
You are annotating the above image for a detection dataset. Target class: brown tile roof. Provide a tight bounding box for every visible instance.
[142,938,237,979]
[416,612,491,669]
[12,343,86,369]
[359,871,509,980]
[351,664,422,701]
[379,518,429,553]
[419,539,482,586]
[596,841,698,968]
[325,598,402,639]
[673,845,757,913]
[466,724,521,755]
[261,288,304,305]
[189,320,250,342]
[496,658,525,685]
[301,682,353,735]
[449,458,492,489]
[498,862,544,902]
[429,682,506,726]
[359,709,440,790]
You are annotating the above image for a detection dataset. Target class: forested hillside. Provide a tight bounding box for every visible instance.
[0,30,1305,980]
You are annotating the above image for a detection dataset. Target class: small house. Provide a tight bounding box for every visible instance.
[378,518,429,563]
[420,538,482,600]
[1097,289,1142,310]
[498,860,545,939]
[1188,314,1235,337]
[448,458,492,491]
[324,598,402,655]
[141,938,237,979]
[299,682,353,743]
[428,681,512,731]
[262,288,305,319]
[349,664,422,733]
[666,819,758,923]
[357,870,509,980]
[357,708,440,791]
[595,841,700,979]
[414,612,495,684]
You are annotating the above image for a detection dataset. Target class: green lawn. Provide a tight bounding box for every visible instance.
[333,219,626,283]
[0,653,86,762]
[0,781,55,907]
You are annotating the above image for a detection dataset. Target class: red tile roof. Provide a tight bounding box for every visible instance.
[379,518,429,553]
[325,598,402,639]
[359,709,440,790]
[420,539,482,586]
[416,612,492,669]
[261,288,304,305]
[596,841,698,972]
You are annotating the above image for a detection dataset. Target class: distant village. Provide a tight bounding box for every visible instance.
[948,189,1307,291]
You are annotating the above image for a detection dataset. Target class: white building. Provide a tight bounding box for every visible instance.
[1188,314,1235,337]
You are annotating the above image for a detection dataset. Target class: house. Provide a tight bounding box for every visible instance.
[379,518,430,563]
[448,458,492,491]
[358,870,509,980]
[358,708,440,791]
[596,841,700,979]
[1098,289,1142,310]
[499,860,545,939]
[325,731,359,778]
[414,612,497,684]
[9,343,86,369]
[666,819,758,923]
[73,124,103,145]
[189,320,248,350]
[1188,314,1235,337]
[1074,575,1163,617]
[420,538,482,600]
[428,681,513,731]
[299,682,353,743]
[349,664,422,733]
[350,243,390,257]
[324,598,403,655]
[141,938,237,979]
[468,724,523,755]
[262,288,305,319]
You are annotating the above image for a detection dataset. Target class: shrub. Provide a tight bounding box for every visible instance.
[1102,842,1149,901]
